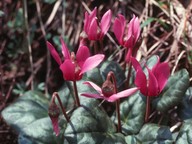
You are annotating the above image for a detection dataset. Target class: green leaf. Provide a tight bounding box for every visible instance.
[178,87,192,120]
[18,117,66,144]
[125,135,141,144]
[1,91,49,132]
[112,92,146,135]
[156,69,189,113]
[64,99,126,144]
[136,124,173,144]
[43,0,56,4]
[141,17,156,28]
[175,119,192,144]
[99,61,125,88]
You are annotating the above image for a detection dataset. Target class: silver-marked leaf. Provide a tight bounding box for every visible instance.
[136,124,173,144]
[112,92,146,135]
[156,69,189,112]
[64,99,126,144]
[175,119,192,144]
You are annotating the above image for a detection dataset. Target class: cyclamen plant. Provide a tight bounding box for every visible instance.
[1,6,190,144]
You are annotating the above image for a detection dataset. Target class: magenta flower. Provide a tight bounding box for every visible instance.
[81,81,138,102]
[47,38,104,81]
[131,56,170,97]
[113,14,140,62]
[83,7,112,40]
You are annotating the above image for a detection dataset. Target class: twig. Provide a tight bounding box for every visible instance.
[23,0,34,90]
[171,50,185,75]
[35,0,50,96]
[45,0,62,28]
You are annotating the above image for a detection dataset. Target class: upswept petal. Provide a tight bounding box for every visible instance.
[84,8,97,33]
[107,87,138,102]
[76,46,90,68]
[88,18,98,40]
[46,41,62,65]
[84,12,89,33]
[60,60,75,81]
[80,54,104,75]
[147,68,159,96]
[89,7,97,20]
[133,16,140,43]
[113,14,126,45]
[83,81,102,94]
[135,69,148,96]
[131,57,142,71]
[100,9,112,39]
[50,117,60,136]
[153,62,170,92]
[125,47,132,62]
[81,93,103,99]
[60,37,70,60]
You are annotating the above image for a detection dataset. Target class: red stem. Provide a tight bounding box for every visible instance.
[108,71,122,133]
[145,96,150,123]
[52,92,70,122]
[73,81,80,107]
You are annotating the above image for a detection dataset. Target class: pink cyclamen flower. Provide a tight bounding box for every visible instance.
[131,56,170,97]
[113,14,140,62]
[47,38,104,81]
[84,7,112,40]
[81,81,138,102]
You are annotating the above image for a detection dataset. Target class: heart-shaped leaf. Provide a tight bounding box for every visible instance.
[125,135,141,144]
[136,123,173,144]
[175,119,192,144]
[18,117,66,144]
[178,87,192,120]
[64,99,126,144]
[99,60,126,88]
[112,92,146,135]
[1,91,49,132]
[156,69,189,113]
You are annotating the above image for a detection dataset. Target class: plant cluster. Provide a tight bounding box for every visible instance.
[1,6,191,144]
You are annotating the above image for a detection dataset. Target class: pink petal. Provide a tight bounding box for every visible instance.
[89,7,97,20]
[100,9,112,39]
[60,60,75,81]
[50,117,60,136]
[107,87,138,102]
[131,57,142,71]
[125,48,132,63]
[83,8,97,33]
[113,14,126,45]
[83,81,102,94]
[133,16,140,43]
[80,54,104,74]
[60,37,70,60]
[147,68,159,96]
[88,18,98,40]
[135,69,148,96]
[81,93,103,99]
[152,62,170,93]
[84,12,89,33]
[46,41,62,65]
[76,46,90,68]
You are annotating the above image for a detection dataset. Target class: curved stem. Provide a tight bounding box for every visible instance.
[108,71,122,133]
[52,92,69,122]
[73,81,80,107]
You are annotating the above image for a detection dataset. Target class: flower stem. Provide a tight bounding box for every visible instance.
[73,81,80,107]
[116,99,122,133]
[145,96,150,123]
[52,92,70,122]
[126,62,132,88]
[108,71,122,133]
